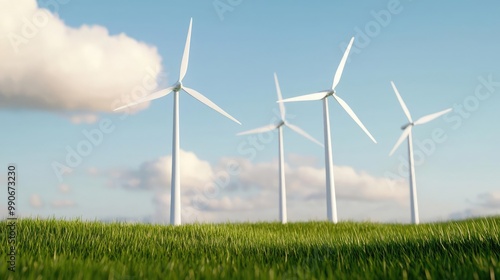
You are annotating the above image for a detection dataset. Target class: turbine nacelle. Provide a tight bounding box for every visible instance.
[276,120,285,128]
[173,81,183,92]
[325,90,335,98]
[401,123,413,130]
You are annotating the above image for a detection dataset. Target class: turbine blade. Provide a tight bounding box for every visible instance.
[237,124,276,136]
[114,87,174,111]
[286,123,324,147]
[389,126,412,156]
[278,91,329,103]
[333,95,377,143]
[391,81,413,123]
[179,18,193,82]
[414,108,453,126]
[183,86,241,125]
[332,37,354,89]
[274,73,286,120]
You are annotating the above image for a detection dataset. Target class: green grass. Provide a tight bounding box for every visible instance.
[1,217,499,279]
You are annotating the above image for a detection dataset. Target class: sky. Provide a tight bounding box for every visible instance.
[0,0,499,224]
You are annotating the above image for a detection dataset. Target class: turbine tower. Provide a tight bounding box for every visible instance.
[115,18,241,225]
[389,81,452,225]
[237,73,322,224]
[279,37,377,223]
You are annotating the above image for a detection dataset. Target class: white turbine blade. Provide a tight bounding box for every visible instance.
[332,95,377,143]
[287,123,324,147]
[391,81,413,123]
[389,126,412,156]
[179,18,193,82]
[114,87,174,111]
[279,91,329,103]
[237,124,276,136]
[414,108,452,126]
[274,73,285,120]
[183,86,241,125]
[332,37,354,90]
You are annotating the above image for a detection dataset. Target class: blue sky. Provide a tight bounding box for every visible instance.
[0,0,499,223]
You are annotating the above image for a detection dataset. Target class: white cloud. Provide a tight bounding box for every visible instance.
[114,150,214,191]
[224,156,407,203]
[151,192,170,223]
[108,150,409,223]
[59,183,70,193]
[87,167,99,176]
[0,0,163,113]
[287,153,320,167]
[448,191,500,220]
[30,194,43,208]
[51,199,76,208]
[68,114,99,124]
[476,191,500,208]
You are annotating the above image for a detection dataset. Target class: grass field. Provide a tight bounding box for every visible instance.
[1,217,499,279]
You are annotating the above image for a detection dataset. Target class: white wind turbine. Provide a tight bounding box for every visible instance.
[237,73,323,224]
[279,37,377,223]
[114,18,241,225]
[389,81,452,225]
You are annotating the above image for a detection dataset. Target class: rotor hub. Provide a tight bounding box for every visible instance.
[322,90,334,99]
[401,123,413,130]
[174,82,182,92]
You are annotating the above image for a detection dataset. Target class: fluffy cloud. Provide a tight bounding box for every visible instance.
[448,191,500,220]
[0,0,163,113]
[30,194,43,208]
[113,150,214,191]
[59,183,70,193]
[223,157,407,203]
[68,114,99,124]
[109,150,409,223]
[51,199,76,208]
[476,191,500,208]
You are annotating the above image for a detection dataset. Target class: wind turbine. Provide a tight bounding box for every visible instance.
[114,18,241,225]
[278,37,377,223]
[389,81,452,225]
[237,73,323,224]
